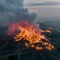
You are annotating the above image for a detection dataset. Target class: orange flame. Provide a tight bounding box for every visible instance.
[40,29,52,33]
[7,20,54,51]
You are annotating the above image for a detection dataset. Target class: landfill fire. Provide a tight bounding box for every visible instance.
[7,20,54,51]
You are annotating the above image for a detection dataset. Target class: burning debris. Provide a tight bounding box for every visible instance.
[7,20,54,51]
[0,0,54,52]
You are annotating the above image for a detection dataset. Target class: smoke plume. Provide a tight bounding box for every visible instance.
[0,0,37,26]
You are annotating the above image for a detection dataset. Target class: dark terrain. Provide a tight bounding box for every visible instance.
[0,20,60,60]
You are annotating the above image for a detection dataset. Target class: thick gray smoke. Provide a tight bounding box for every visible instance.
[0,0,37,27]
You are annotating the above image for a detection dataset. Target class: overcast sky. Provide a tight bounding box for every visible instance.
[24,0,60,8]
[24,0,60,19]
[24,0,60,4]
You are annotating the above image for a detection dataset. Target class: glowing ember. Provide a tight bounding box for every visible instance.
[7,20,54,51]
[41,29,51,33]
[35,46,42,50]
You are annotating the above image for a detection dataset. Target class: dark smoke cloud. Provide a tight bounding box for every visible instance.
[0,0,37,27]
[0,0,37,37]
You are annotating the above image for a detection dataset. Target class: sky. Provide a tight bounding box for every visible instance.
[24,0,60,19]
[24,0,60,9]
[24,0,60,5]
